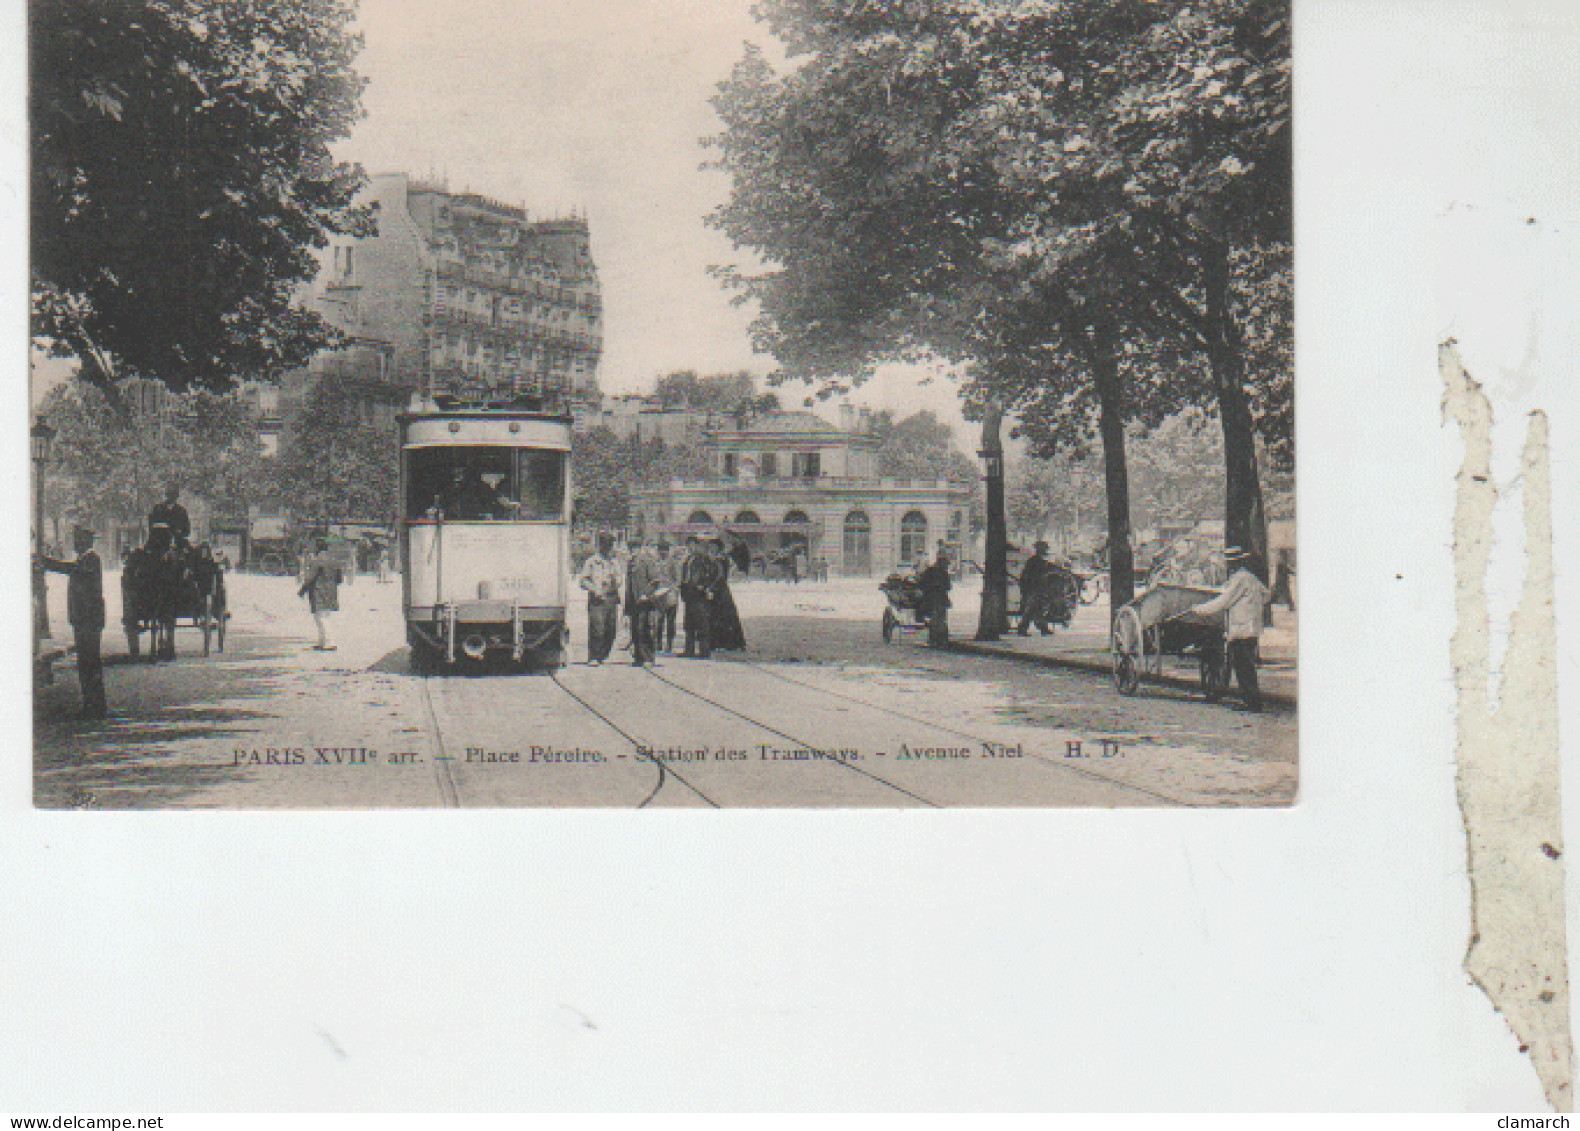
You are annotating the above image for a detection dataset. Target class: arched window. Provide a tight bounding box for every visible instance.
[734,510,761,524]
[900,511,929,565]
[843,510,872,577]
[687,509,714,526]
[783,509,810,526]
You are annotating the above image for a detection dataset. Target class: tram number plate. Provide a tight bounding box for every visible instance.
[479,578,536,599]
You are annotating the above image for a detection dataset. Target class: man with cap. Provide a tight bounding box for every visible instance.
[624,538,663,666]
[654,538,681,654]
[1015,540,1056,636]
[148,483,191,549]
[1189,547,1271,712]
[38,525,108,718]
[576,532,621,665]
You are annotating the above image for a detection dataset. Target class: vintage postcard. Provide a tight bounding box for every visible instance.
[12,0,1580,1117]
[27,0,1294,809]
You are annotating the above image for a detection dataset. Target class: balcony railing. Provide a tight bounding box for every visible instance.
[652,476,966,492]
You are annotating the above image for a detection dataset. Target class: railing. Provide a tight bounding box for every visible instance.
[657,477,967,491]
[433,259,590,307]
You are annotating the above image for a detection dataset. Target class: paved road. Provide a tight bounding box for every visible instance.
[33,574,1296,809]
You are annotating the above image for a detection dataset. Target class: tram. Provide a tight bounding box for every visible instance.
[398,393,573,671]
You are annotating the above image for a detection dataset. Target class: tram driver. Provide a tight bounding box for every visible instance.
[432,465,519,521]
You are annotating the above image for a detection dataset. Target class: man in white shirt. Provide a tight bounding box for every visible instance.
[577,533,621,665]
[1189,546,1271,712]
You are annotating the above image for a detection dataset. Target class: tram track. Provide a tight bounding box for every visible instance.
[547,671,719,808]
[720,656,1191,808]
[416,675,463,808]
[406,644,1186,808]
[638,665,943,808]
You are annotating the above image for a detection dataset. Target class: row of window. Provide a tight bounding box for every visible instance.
[721,451,821,478]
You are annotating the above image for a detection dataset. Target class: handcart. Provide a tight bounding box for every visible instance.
[879,571,932,643]
[1110,582,1228,699]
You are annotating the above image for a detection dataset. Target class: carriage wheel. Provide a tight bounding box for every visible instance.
[882,606,896,643]
[1111,606,1144,696]
[216,609,228,653]
[1200,646,1229,702]
[201,599,213,657]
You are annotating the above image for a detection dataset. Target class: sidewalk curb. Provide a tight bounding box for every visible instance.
[945,638,1298,709]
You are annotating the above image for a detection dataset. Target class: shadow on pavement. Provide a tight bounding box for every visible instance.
[34,628,310,809]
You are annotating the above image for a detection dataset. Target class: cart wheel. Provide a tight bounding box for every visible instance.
[201,600,213,657]
[1200,647,1229,702]
[1111,605,1144,696]
[882,607,896,643]
[216,610,228,653]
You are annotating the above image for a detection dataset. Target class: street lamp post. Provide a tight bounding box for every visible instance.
[31,416,56,645]
[974,400,1009,640]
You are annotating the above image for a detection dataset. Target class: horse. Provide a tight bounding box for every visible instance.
[122,530,197,661]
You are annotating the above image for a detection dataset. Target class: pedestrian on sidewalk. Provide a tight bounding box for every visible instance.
[297,536,341,651]
[1015,541,1056,636]
[577,532,621,665]
[1189,546,1270,712]
[918,548,953,647]
[37,525,107,719]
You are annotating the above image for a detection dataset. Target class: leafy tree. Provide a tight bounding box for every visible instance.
[276,380,397,526]
[709,0,1291,619]
[652,370,760,413]
[870,410,975,483]
[1006,453,1105,549]
[31,0,370,409]
[571,427,712,528]
[39,377,276,539]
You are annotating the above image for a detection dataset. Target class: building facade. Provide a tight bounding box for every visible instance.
[629,411,972,578]
[312,172,603,401]
[572,394,720,446]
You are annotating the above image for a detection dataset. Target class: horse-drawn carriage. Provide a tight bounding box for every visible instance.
[121,536,229,660]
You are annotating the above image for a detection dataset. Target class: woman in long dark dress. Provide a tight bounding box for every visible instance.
[710,537,748,651]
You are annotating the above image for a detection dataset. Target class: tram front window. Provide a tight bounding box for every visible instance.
[515,450,566,521]
[407,447,566,521]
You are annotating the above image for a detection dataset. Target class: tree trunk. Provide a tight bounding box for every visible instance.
[1092,351,1136,618]
[1201,238,1269,578]
[975,401,1009,640]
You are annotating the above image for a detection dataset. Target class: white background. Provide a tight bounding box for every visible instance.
[3,0,1578,1112]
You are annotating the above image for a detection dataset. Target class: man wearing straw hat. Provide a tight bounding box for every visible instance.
[1189,546,1270,712]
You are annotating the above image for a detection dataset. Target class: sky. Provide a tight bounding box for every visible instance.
[338,0,973,432]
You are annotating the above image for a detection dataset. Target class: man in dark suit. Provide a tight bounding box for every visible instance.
[147,483,191,548]
[1016,540,1056,635]
[39,525,107,718]
[680,536,722,659]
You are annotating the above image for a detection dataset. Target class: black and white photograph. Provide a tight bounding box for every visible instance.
[10,0,1580,1116]
[27,0,1294,810]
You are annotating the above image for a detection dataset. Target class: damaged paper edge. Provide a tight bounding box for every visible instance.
[1442,340,1573,1110]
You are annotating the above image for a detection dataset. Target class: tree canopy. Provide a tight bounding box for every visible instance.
[571,427,713,528]
[276,381,398,526]
[709,0,1292,605]
[31,0,370,402]
[39,378,277,535]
